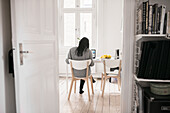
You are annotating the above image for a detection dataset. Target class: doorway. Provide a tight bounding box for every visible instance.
[58,0,123,113]
[0,0,136,113]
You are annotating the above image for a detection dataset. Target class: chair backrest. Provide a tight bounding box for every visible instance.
[103,59,120,68]
[69,59,91,70]
[103,59,122,77]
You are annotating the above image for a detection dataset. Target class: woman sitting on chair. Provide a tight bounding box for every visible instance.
[66,37,95,94]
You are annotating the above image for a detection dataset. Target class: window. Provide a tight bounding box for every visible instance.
[64,13,76,46]
[80,0,92,8]
[64,0,75,8]
[59,0,97,49]
[80,13,92,44]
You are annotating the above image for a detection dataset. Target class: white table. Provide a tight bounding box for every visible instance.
[65,58,102,93]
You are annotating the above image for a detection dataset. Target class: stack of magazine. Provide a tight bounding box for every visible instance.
[137,40,170,80]
[136,0,170,36]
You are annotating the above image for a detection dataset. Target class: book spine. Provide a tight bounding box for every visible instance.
[163,13,167,34]
[145,1,149,34]
[167,11,170,36]
[137,6,143,34]
[160,5,166,34]
[136,8,139,34]
[152,4,158,34]
[152,5,155,34]
[154,4,158,34]
[157,7,161,34]
[148,5,153,34]
[142,2,146,34]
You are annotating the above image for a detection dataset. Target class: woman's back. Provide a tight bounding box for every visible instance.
[66,47,93,61]
[66,47,94,77]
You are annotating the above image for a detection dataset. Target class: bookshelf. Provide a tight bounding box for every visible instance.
[134,0,170,80]
[133,0,170,113]
[135,34,168,41]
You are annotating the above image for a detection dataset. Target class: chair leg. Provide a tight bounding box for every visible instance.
[102,77,107,97]
[101,73,104,90]
[68,79,74,100]
[74,80,76,93]
[117,77,121,91]
[86,79,90,101]
[90,76,94,94]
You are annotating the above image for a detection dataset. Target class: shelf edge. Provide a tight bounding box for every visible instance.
[133,74,170,82]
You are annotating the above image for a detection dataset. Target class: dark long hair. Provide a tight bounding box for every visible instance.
[76,37,89,56]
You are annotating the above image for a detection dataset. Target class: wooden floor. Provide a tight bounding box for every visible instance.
[59,77,121,113]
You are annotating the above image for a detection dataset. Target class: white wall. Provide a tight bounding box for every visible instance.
[59,0,123,74]
[97,0,123,57]
[0,0,16,113]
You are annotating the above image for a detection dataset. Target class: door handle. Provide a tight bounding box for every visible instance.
[19,43,29,65]
[20,51,29,54]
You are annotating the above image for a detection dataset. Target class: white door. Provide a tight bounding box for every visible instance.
[10,0,59,113]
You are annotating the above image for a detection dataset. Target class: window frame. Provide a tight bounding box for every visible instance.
[59,0,97,54]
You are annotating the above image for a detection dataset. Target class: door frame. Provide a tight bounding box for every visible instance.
[10,0,20,112]
[9,0,136,112]
[121,0,135,112]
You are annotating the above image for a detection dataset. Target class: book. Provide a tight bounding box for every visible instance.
[163,13,167,34]
[157,5,166,34]
[148,5,153,34]
[138,42,151,78]
[137,4,143,34]
[142,2,146,34]
[158,41,170,79]
[154,42,164,79]
[156,41,166,79]
[157,6,161,34]
[145,1,149,34]
[144,42,154,78]
[137,42,146,77]
[165,41,170,79]
[167,11,170,37]
[152,4,158,34]
[149,42,160,79]
[160,5,166,34]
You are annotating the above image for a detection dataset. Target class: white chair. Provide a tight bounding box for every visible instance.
[101,59,121,97]
[68,59,94,101]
